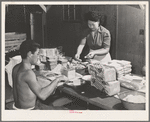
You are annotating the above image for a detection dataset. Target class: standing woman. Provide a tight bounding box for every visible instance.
[75,11,111,62]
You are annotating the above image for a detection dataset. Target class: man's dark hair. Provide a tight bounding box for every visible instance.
[84,11,100,22]
[19,40,40,59]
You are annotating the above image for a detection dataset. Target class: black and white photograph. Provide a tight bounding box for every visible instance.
[1,1,149,121]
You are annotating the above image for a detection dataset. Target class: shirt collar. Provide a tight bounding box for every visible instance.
[97,26,102,33]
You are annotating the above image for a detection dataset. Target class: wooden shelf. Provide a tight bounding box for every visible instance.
[5,32,26,53]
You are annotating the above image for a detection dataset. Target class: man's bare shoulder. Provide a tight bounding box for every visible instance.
[23,70,37,82]
[24,70,36,78]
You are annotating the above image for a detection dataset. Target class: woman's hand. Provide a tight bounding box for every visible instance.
[85,52,95,59]
[75,53,82,62]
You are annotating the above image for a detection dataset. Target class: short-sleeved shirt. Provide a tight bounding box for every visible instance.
[81,25,111,50]
[81,26,111,62]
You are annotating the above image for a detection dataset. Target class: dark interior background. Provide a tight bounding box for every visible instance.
[5,5,146,75]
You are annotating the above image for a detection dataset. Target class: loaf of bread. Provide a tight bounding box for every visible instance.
[92,79,120,96]
[104,80,120,96]
[102,65,116,82]
[88,63,116,83]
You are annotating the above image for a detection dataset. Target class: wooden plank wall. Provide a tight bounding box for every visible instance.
[117,5,145,75]
[5,5,26,33]
[46,5,83,57]
[46,5,117,58]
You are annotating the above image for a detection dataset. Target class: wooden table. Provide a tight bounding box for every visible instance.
[58,82,131,110]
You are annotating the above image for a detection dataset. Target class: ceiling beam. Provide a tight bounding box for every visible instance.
[46,5,51,12]
[39,5,52,13]
[39,5,46,12]
[139,4,145,10]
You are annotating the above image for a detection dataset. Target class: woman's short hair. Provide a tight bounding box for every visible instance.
[19,40,40,59]
[84,11,100,22]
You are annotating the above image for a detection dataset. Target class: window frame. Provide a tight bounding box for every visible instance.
[62,5,81,23]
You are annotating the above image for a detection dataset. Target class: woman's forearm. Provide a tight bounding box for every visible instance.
[76,37,86,55]
[92,48,109,55]
[76,44,85,55]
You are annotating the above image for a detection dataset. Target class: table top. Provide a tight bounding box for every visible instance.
[35,69,145,110]
[58,82,131,110]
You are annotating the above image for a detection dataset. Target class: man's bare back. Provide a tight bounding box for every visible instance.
[12,63,37,109]
[12,40,68,110]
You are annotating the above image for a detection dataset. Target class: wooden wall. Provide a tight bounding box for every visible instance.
[116,5,145,75]
[5,5,43,39]
[46,5,82,57]
[46,5,117,58]
[5,5,26,33]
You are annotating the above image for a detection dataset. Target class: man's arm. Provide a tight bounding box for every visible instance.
[25,70,66,100]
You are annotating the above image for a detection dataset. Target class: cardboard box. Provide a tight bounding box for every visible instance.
[35,63,46,70]
[39,48,58,61]
[61,68,76,80]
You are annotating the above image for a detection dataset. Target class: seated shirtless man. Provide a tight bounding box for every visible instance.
[12,40,68,110]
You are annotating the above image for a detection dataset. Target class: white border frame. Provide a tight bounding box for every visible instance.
[1,1,149,121]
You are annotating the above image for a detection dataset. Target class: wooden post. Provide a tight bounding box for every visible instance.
[30,13,34,40]
[42,11,46,47]
[39,5,52,47]
[115,5,118,59]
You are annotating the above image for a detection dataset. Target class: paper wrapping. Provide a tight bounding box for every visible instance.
[88,63,116,83]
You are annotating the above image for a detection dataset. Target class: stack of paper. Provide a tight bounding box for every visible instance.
[118,74,145,90]
[102,59,132,78]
